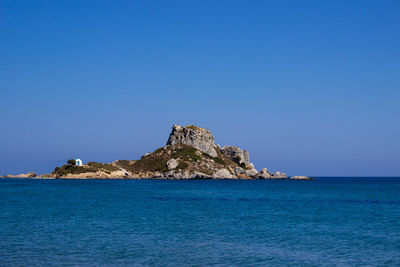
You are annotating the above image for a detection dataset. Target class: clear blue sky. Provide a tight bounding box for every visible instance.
[1,0,399,176]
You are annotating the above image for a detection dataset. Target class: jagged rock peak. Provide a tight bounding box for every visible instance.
[166,124,218,157]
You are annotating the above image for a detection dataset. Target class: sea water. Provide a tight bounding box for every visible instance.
[0,178,399,266]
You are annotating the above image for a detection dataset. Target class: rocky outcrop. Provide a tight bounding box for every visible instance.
[272,171,288,179]
[166,125,218,157]
[220,146,251,168]
[290,176,313,180]
[6,172,37,178]
[258,168,272,179]
[47,124,309,180]
[245,168,258,177]
[167,159,179,170]
[213,168,233,179]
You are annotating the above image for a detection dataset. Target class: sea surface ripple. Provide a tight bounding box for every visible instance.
[0,177,399,266]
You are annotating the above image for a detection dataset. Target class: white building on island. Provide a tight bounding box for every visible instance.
[75,159,83,166]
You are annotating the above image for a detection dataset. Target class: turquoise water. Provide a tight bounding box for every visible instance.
[0,178,399,266]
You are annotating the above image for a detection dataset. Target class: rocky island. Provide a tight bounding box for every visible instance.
[3,125,312,180]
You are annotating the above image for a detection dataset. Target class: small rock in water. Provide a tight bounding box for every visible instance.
[290,176,313,180]
[272,171,288,179]
[258,168,272,179]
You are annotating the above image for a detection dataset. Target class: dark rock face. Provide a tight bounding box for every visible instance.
[220,146,251,168]
[166,125,218,157]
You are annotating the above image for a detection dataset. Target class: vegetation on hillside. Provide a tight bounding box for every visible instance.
[86,162,119,172]
[52,160,119,177]
[123,143,239,175]
[51,142,247,178]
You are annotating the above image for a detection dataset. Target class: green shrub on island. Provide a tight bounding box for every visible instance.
[67,159,76,165]
[114,144,205,174]
[202,151,226,166]
[113,160,135,171]
[171,146,202,162]
[213,156,226,166]
[53,165,92,177]
[86,162,119,172]
[176,162,189,170]
[51,143,245,178]
[52,161,120,177]
[112,143,236,176]
[129,154,169,173]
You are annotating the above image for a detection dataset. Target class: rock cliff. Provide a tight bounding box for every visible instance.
[220,146,251,168]
[166,125,218,157]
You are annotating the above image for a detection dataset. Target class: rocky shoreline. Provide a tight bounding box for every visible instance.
[2,125,313,180]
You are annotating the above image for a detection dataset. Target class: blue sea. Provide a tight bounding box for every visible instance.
[0,178,399,266]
